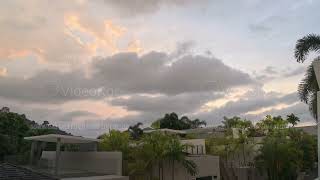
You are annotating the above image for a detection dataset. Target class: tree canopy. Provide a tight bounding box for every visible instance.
[152,112,206,130]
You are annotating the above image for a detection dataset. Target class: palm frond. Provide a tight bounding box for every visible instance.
[295,34,320,63]
[298,58,320,120]
[182,159,198,176]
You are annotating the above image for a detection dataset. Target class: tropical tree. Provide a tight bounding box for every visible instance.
[221,116,255,166]
[131,132,198,180]
[157,112,206,130]
[138,132,170,179]
[166,137,198,180]
[254,117,317,179]
[256,115,288,135]
[287,129,317,172]
[294,34,320,119]
[188,118,207,129]
[128,122,143,140]
[286,113,300,127]
[99,130,130,160]
[255,130,302,180]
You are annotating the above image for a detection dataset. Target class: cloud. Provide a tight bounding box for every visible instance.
[282,66,306,77]
[0,51,254,103]
[0,67,7,77]
[0,0,141,68]
[194,88,302,125]
[110,92,223,115]
[263,66,278,74]
[93,52,254,95]
[101,0,209,16]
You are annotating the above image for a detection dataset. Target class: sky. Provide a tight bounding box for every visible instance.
[0,0,319,137]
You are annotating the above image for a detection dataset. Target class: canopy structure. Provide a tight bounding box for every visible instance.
[24,134,101,177]
[24,134,101,144]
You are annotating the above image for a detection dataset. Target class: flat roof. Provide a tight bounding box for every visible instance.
[144,128,186,134]
[24,134,101,144]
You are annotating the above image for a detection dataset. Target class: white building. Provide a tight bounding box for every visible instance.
[24,134,128,180]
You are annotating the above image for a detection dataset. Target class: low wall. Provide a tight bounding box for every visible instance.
[41,151,122,175]
[152,155,220,180]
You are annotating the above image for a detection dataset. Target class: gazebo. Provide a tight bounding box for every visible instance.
[24,134,101,176]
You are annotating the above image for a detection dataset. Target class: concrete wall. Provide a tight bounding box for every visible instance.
[62,175,129,180]
[152,155,220,180]
[313,61,320,83]
[41,151,122,175]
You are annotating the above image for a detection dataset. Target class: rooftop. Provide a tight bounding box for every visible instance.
[24,134,101,144]
[0,163,58,180]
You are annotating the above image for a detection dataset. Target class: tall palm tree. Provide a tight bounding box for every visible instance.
[166,138,198,180]
[294,34,320,120]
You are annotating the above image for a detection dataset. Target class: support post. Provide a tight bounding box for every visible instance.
[55,138,61,176]
[313,61,320,179]
[317,91,320,177]
[93,142,98,151]
[29,141,36,166]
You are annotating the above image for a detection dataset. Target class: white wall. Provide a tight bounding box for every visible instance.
[41,151,122,175]
[152,155,220,180]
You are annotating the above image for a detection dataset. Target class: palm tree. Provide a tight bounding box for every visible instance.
[286,113,300,127]
[166,138,198,180]
[128,122,143,140]
[294,34,320,120]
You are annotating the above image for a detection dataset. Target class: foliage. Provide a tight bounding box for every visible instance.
[157,112,206,130]
[294,34,320,63]
[286,113,300,127]
[166,138,198,178]
[151,119,161,129]
[255,130,302,180]
[287,129,317,172]
[254,116,317,179]
[298,62,319,119]
[220,116,256,166]
[128,122,143,140]
[99,130,130,160]
[0,107,69,162]
[294,34,320,120]
[127,132,198,179]
[255,115,288,135]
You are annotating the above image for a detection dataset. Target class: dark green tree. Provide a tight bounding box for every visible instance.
[158,113,207,130]
[128,122,143,140]
[255,130,302,180]
[286,113,300,127]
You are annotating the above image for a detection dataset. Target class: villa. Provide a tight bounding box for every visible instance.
[23,134,128,180]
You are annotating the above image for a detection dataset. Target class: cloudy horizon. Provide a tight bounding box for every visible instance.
[0,0,318,137]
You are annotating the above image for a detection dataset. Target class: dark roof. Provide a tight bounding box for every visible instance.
[0,163,58,180]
